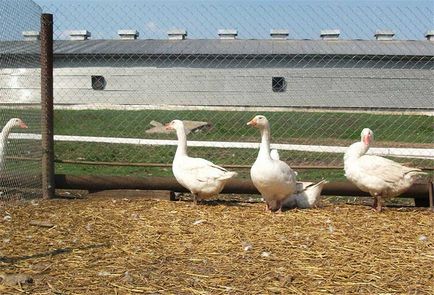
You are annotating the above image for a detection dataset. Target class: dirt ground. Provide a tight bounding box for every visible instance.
[0,192,433,294]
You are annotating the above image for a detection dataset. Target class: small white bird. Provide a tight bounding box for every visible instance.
[282,180,328,209]
[247,115,297,212]
[166,119,237,204]
[344,128,427,212]
[0,118,28,170]
[268,148,326,209]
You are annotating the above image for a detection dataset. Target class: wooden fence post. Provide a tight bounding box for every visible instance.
[40,13,55,199]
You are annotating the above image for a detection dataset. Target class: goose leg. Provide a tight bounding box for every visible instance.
[275,200,283,213]
[372,195,378,210]
[192,194,198,205]
[375,195,383,212]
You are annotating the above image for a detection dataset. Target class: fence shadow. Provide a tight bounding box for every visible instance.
[0,242,110,264]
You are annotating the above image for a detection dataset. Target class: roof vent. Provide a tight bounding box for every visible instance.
[218,29,238,40]
[270,29,289,40]
[118,29,139,40]
[320,29,340,40]
[168,29,187,40]
[425,30,434,41]
[374,29,395,40]
[22,31,40,41]
[69,30,91,41]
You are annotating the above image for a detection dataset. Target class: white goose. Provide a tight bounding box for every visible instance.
[260,143,327,209]
[0,118,28,170]
[166,119,238,204]
[247,115,297,212]
[344,128,427,212]
[282,180,328,209]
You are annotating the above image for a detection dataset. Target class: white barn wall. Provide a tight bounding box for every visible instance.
[0,58,433,108]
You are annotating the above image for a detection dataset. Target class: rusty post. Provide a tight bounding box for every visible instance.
[40,13,55,199]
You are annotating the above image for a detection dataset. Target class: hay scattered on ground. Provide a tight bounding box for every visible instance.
[0,194,433,294]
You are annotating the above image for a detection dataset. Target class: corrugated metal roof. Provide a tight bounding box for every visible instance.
[1,39,433,56]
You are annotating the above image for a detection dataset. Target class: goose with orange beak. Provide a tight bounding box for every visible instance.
[247,115,297,212]
[166,119,238,204]
[344,128,426,212]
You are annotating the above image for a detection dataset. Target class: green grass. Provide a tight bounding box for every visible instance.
[49,109,433,180]
[2,108,432,181]
[53,109,433,144]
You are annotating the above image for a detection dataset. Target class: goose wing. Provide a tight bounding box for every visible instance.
[359,155,421,183]
[181,157,234,182]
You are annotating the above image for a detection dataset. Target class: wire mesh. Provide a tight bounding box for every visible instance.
[0,0,42,201]
[38,1,433,181]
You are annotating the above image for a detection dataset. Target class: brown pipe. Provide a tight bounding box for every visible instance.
[54,174,429,199]
[0,173,428,199]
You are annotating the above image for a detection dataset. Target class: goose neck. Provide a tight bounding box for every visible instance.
[258,125,271,159]
[0,123,13,169]
[175,126,188,157]
[0,123,14,145]
[344,142,369,163]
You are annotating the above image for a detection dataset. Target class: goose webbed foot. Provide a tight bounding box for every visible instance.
[264,202,270,212]
[268,200,283,213]
[274,200,283,213]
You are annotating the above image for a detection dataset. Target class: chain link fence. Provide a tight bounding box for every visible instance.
[0,0,42,201]
[32,2,434,181]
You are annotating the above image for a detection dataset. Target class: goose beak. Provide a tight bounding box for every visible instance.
[247,119,256,126]
[362,135,368,145]
[165,124,173,130]
[362,134,371,145]
[20,122,28,129]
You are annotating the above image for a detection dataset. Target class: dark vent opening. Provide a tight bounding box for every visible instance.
[91,75,106,90]
[272,77,286,92]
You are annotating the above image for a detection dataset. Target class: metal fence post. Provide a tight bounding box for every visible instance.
[40,13,55,199]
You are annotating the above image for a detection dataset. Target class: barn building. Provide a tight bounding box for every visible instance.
[1,29,433,109]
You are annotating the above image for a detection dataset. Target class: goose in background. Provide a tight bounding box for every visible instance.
[282,180,328,209]
[344,128,427,212]
[268,148,327,209]
[166,119,238,204]
[247,115,297,212]
[270,149,280,161]
[0,118,28,170]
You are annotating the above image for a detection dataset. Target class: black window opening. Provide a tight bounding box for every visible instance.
[272,77,286,92]
[91,75,106,90]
